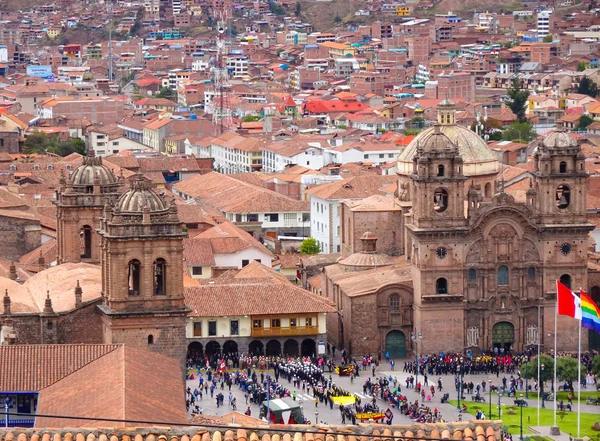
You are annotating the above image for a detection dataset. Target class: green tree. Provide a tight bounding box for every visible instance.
[156,87,175,99]
[577,76,598,98]
[577,114,594,130]
[23,131,85,156]
[299,237,321,255]
[543,34,553,43]
[243,115,262,122]
[270,2,285,15]
[295,1,301,15]
[577,61,587,72]
[592,355,600,376]
[502,121,537,142]
[522,354,555,398]
[506,78,529,122]
[556,356,586,392]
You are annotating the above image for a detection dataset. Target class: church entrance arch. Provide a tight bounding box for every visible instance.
[385,330,406,358]
[492,321,514,352]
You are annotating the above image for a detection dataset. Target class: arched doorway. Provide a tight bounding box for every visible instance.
[187,341,203,360]
[266,339,281,356]
[223,340,238,355]
[249,340,264,355]
[205,341,221,357]
[301,338,316,357]
[385,330,406,358]
[589,287,600,351]
[284,339,299,356]
[492,321,515,352]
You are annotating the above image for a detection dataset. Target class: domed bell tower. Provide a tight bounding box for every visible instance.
[55,152,122,264]
[97,175,188,365]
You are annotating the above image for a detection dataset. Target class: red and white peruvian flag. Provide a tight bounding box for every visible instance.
[557,281,582,320]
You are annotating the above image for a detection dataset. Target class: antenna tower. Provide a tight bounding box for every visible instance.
[211,9,232,136]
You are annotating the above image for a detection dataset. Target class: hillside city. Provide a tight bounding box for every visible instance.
[0,0,600,439]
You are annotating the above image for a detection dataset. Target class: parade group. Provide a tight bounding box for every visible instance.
[184,348,599,425]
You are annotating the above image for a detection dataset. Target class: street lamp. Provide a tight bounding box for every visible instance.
[525,361,529,399]
[4,397,9,428]
[498,390,501,419]
[541,364,545,408]
[315,411,319,424]
[489,379,493,418]
[410,330,423,391]
[457,364,464,410]
[519,393,525,441]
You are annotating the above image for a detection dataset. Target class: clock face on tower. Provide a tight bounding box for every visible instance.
[560,243,572,256]
[436,247,447,259]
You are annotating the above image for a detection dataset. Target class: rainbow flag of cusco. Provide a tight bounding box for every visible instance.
[580,290,600,334]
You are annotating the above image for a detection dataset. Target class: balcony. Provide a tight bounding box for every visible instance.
[251,325,319,337]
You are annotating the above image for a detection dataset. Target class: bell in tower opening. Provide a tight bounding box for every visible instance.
[434,188,448,212]
[556,184,570,209]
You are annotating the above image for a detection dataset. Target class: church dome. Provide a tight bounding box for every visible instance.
[542,129,577,149]
[70,152,118,187]
[115,175,168,213]
[397,100,498,177]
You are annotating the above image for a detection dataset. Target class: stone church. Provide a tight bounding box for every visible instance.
[322,99,600,357]
[0,153,189,364]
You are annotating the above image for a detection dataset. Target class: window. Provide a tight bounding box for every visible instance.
[253,319,262,328]
[80,225,92,259]
[128,259,141,296]
[271,318,281,328]
[247,214,258,222]
[437,164,445,177]
[560,274,572,289]
[468,268,477,281]
[153,258,166,295]
[193,322,202,336]
[390,295,400,311]
[433,188,448,212]
[379,154,384,158]
[208,321,217,336]
[528,267,536,279]
[436,278,448,294]
[498,265,509,285]
[148,335,154,344]
[559,161,567,173]
[266,213,279,222]
[254,259,261,263]
[290,318,297,327]
[230,320,239,335]
[192,266,203,276]
[306,317,313,326]
[556,185,570,209]
[242,259,250,267]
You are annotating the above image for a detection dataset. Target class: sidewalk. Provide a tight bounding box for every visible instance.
[529,426,574,441]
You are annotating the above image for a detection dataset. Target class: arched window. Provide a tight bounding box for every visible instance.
[559,161,567,173]
[433,188,448,213]
[148,335,154,344]
[484,183,492,198]
[556,185,570,209]
[498,265,509,285]
[436,278,448,294]
[560,274,572,289]
[80,225,92,259]
[390,295,400,311]
[154,258,167,295]
[437,164,445,177]
[128,259,141,296]
[528,267,536,279]
[468,268,477,281]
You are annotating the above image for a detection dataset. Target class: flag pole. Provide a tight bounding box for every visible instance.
[553,280,558,428]
[537,305,541,427]
[577,319,581,438]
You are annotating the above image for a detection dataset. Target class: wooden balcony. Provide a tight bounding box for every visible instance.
[251,325,319,337]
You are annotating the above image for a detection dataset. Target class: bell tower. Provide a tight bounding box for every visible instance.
[55,152,122,264]
[406,121,469,354]
[97,175,188,365]
[532,129,587,225]
[409,123,467,229]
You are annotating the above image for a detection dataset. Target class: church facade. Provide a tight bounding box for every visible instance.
[322,100,598,357]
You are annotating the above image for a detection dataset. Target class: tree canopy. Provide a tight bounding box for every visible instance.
[577,76,598,98]
[577,115,594,131]
[502,121,538,142]
[521,354,555,385]
[23,132,86,156]
[556,356,586,391]
[591,354,600,376]
[506,78,529,122]
[300,237,321,255]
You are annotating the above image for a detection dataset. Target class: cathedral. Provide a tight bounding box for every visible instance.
[323,99,600,357]
[0,153,189,364]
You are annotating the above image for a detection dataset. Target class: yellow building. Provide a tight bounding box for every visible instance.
[46,27,62,39]
[396,6,412,16]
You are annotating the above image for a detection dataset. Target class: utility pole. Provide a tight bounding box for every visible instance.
[108,0,113,82]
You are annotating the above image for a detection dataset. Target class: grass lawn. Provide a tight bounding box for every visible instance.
[447,400,599,439]
[526,391,600,402]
